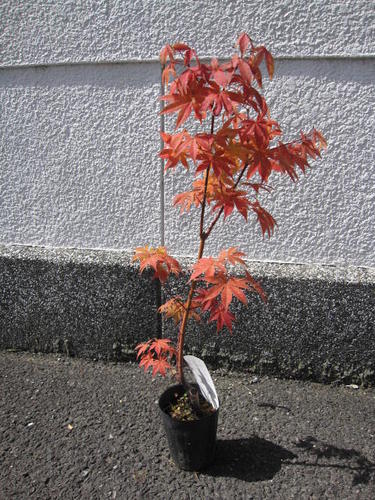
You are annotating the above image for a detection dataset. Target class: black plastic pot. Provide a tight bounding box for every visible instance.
[159,384,219,471]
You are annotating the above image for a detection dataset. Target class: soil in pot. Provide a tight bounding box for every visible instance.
[169,390,216,422]
[159,384,219,471]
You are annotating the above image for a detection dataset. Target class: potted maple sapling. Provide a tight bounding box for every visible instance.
[133,33,326,471]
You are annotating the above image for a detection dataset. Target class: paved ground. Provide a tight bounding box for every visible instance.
[0,351,374,499]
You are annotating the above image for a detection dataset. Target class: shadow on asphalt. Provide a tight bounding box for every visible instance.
[290,436,375,486]
[204,436,296,482]
[203,436,375,486]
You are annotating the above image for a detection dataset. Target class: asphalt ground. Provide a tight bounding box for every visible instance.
[0,351,374,499]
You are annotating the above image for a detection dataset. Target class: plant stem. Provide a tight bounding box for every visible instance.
[176,114,214,385]
[205,162,249,238]
[175,120,249,385]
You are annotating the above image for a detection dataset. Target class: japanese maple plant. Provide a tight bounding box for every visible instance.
[133,33,326,400]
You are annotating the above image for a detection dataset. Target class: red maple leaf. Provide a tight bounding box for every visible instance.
[212,187,251,220]
[201,82,243,116]
[218,247,247,267]
[236,33,252,56]
[160,131,191,170]
[245,271,267,303]
[133,246,181,283]
[160,44,175,65]
[210,58,231,87]
[139,352,155,372]
[250,201,277,238]
[204,274,249,310]
[160,80,205,128]
[151,357,172,377]
[190,257,226,281]
[209,303,236,332]
[252,46,275,80]
[149,338,176,357]
[135,340,151,359]
[136,337,176,378]
[159,297,200,325]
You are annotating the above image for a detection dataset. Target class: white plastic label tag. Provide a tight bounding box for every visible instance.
[184,355,219,409]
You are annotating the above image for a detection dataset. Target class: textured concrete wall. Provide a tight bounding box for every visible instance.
[0,0,373,64]
[0,0,374,266]
[0,63,161,249]
[0,1,374,381]
[0,245,160,360]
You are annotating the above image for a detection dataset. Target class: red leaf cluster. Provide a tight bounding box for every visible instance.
[156,248,265,333]
[158,34,326,238]
[133,246,181,283]
[191,248,267,332]
[158,297,200,325]
[135,338,176,377]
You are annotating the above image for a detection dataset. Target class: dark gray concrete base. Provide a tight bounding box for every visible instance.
[0,244,159,361]
[162,258,375,387]
[1,244,374,385]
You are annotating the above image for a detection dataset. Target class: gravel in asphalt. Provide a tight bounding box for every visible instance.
[0,351,374,499]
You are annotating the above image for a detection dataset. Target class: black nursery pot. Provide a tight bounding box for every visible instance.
[159,384,219,471]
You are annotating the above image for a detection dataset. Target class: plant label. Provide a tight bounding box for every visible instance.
[184,355,219,409]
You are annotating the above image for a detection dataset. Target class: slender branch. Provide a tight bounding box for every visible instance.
[205,161,249,239]
[199,114,215,238]
[176,114,215,385]
[233,162,249,188]
[199,169,210,239]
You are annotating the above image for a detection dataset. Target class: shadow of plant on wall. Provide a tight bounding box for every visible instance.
[203,437,296,482]
[290,436,375,486]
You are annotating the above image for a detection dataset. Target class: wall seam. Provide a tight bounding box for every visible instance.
[1,53,374,71]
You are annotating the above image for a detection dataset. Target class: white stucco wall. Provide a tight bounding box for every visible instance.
[1,0,374,267]
[0,63,161,249]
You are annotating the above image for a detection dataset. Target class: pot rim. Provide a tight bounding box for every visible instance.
[159,384,219,424]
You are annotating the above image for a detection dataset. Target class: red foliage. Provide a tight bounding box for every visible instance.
[133,246,181,283]
[135,339,176,377]
[135,33,326,378]
[190,248,266,332]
